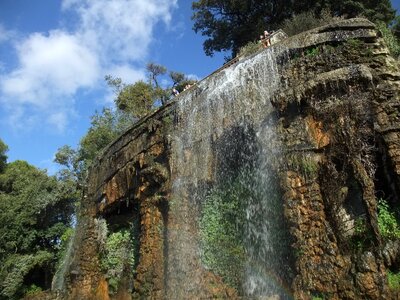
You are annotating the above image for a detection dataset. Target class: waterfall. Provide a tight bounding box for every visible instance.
[168,47,294,298]
[51,228,76,294]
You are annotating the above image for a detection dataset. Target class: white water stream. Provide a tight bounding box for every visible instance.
[169,47,293,298]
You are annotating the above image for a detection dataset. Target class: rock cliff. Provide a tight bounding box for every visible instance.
[58,19,400,299]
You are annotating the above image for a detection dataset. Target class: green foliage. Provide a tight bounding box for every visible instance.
[0,139,8,173]
[281,9,341,37]
[376,21,400,58]
[392,16,400,40]
[146,62,166,88]
[354,217,368,235]
[238,41,262,58]
[351,217,373,251]
[169,71,185,86]
[192,0,290,58]
[106,64,196,119]
[24,284,43,297]
[293,0,395,24]
[387,270,400,291]
[200,172,250,289]
[305,47,320,57]
[0,158,75,299]
[100,229,136,295]
[378,199,400,240]
[55,108,133,184]
[116,81,154,119]
[347,38,363,48]
[192,0,395,57]
[0,251,52,299]
[286,154,319,179]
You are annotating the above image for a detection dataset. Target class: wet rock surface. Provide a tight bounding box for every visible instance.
[61,18,400,299]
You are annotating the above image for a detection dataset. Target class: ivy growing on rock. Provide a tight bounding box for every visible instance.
[98,221,137,295]
[200,171,251,290]
[377,199,400,240]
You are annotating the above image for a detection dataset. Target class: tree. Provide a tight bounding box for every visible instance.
[106,63,198,118]
[192,0,291,58]
[330,0,395,23]
[116,81,155,118]
[391,15,400,40]
[55,108,133,186]
[0,139,8,173]
[192,0,396,58]
[146,63,167,89]
[0,160,75,299]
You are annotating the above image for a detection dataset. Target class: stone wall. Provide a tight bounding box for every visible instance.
[63,18,400,299]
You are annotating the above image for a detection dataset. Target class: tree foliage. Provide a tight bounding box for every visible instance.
[192,0,396,58]
[376,21,400,58]
[55,108,133,185]
[0,139,8,173]
[200,172,249,289]
[115,81,154,118]
[0,150,75,299]
[100,229,136,294]
[106,63,197,120]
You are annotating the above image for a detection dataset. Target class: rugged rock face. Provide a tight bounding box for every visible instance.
[60,19,400,299]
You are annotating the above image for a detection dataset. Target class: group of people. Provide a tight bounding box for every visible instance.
[259,30,273,48]
[172,84,194,97]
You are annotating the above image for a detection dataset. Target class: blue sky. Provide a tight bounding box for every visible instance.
[0,0,227,174]
[0,0,399,174]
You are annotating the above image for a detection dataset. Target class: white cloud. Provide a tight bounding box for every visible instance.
[2,30,99,107]
[0,0,178,132]
[0,24,15,44]
[64,0,178,61]
[48,111,69,132]
[106,65,145,84]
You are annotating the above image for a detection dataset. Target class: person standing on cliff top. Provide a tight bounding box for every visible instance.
[172,88,179,96]
[264,30,271,47]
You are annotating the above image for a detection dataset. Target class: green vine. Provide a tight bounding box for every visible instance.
[378,199,400,240]
[100,229,136,294]
[200,171,251,289]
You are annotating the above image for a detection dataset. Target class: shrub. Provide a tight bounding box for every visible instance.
[100,229,136,294]
[200,172,251,289]
[388,270,400,291]
[24,284,43,297]
[238,41,262,58]
[352,217,374,251]
[376,22,400,58]
[378,199,400,240]
[281,9,342,37]
[0,251,52,299]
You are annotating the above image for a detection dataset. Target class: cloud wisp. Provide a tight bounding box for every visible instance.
[0,0,178,132]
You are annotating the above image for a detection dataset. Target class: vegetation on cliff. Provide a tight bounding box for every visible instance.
[105,63,197,119]
[99,224,137,294]
[200,172,249,289]
[192,0,395,58]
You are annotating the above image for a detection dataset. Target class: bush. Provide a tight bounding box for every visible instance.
[376,22,400,58]
[200,172,251,289]
[281,9,342,37]
[388,270,400,291]
[0,251,52,299]
[378,199,400,240]
[100,229,136,294]
[238,41,262,58]
[24,284,43,297]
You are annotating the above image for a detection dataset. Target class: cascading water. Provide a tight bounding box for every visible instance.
[169,47,294,298]
[243,119,294,298]
[51,228,76,294]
